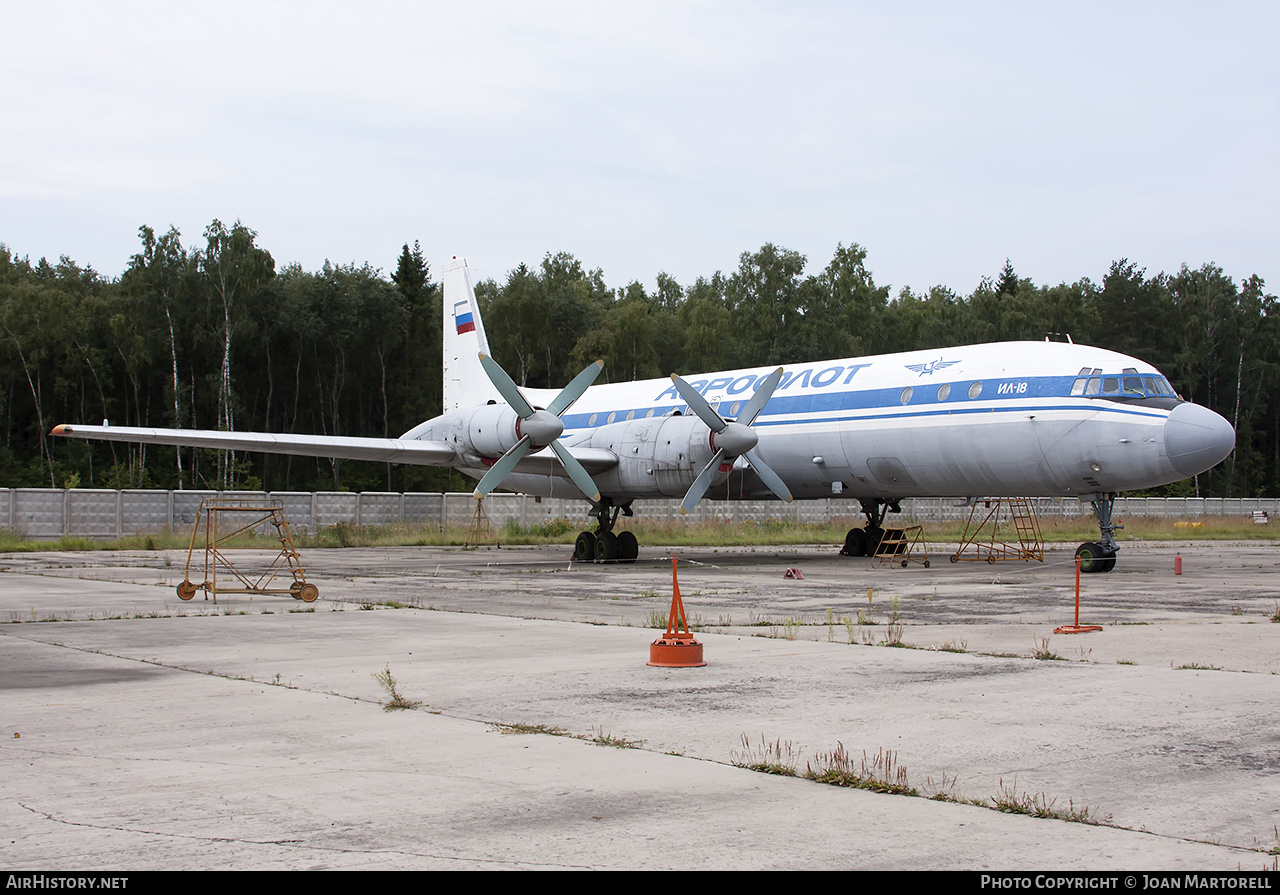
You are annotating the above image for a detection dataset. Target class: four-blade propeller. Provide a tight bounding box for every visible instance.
[670,367,793,513]
[475,353,792,513]
[473,355,603,501]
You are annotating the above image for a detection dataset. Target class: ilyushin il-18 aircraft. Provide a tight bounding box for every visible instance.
[54,257,1236,573]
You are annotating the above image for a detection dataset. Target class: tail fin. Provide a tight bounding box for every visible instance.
[442,257,500,411]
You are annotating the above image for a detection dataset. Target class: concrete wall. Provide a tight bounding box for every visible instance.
[2,488,1276,541]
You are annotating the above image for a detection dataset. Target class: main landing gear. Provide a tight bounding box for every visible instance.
[838,499,902,558]
[1076,492,1120,573]
[573,497,639,563]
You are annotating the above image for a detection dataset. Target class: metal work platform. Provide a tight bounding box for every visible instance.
[872,525,931,568]
[949,497,1044,564]
[177,498,317,603]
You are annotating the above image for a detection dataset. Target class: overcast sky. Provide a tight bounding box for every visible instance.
[2,0,1276,299]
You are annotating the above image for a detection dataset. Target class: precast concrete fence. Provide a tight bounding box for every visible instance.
[2,488,1276,541]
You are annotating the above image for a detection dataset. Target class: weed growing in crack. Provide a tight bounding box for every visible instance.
[883,620,905,647]
[589,727,644,749]
[493,722,569,737]
[1033,637,1063,660]
[730,734,799,776]
[372,664,422,711]
[991,777,1110,825]
[804,744,917,795]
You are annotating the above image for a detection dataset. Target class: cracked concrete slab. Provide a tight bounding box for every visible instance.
[2,541,1277,869]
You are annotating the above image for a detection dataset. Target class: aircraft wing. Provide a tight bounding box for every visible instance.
[505,446,618,477]
[51,424,458,466]
[51,424,620,478]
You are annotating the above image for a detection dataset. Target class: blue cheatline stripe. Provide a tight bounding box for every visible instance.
[560,403,1168,434]
[559,375,1171,431]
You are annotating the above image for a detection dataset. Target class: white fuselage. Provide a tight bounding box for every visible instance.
[416,338,1231,504]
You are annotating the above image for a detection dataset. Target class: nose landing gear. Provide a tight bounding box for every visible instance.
[1077,492,1120,573]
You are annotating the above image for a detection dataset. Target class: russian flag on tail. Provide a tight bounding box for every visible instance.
[454,300,475,335]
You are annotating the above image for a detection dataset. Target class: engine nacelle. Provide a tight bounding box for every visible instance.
[581,414,718,498]
[399,404,522,461]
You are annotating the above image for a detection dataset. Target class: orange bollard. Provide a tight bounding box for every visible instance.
[1175,552,1182,575]
[648,556,706,667]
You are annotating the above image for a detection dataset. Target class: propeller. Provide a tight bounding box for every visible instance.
[473,355,603,501]
[670,367,793,513]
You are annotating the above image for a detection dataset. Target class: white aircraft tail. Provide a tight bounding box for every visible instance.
[442,257,501,412]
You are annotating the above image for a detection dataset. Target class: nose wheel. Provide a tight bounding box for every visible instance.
[1075,541,1116,573]
[1079,492,1121,572]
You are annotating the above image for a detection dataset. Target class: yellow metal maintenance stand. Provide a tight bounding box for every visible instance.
[949,497,1044,565]
[872,525,931,568]
[176,498,317,603]
[465,496,493,546]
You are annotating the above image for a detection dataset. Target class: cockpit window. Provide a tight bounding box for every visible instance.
[1077,370,1177,399]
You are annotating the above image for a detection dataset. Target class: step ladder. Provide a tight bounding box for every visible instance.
[950,497,1044,564]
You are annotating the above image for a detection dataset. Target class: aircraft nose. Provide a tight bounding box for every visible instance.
[1164,402,1235,477]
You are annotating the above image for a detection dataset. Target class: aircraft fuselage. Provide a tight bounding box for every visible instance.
[405,340,1234,505]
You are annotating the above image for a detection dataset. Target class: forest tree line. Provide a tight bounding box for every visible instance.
[2,221,1277,497]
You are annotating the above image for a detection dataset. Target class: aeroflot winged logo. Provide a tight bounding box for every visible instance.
[905,357,961,377]
[454,301,476,335]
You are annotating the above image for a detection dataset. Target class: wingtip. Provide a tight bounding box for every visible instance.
[51,424,70,435]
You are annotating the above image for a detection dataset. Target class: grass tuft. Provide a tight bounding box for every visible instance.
[804,744,917,796]
[991,777,1110,825]
[731,734,800,776]
[1032,637,1063,660]
[589,727,644,749]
